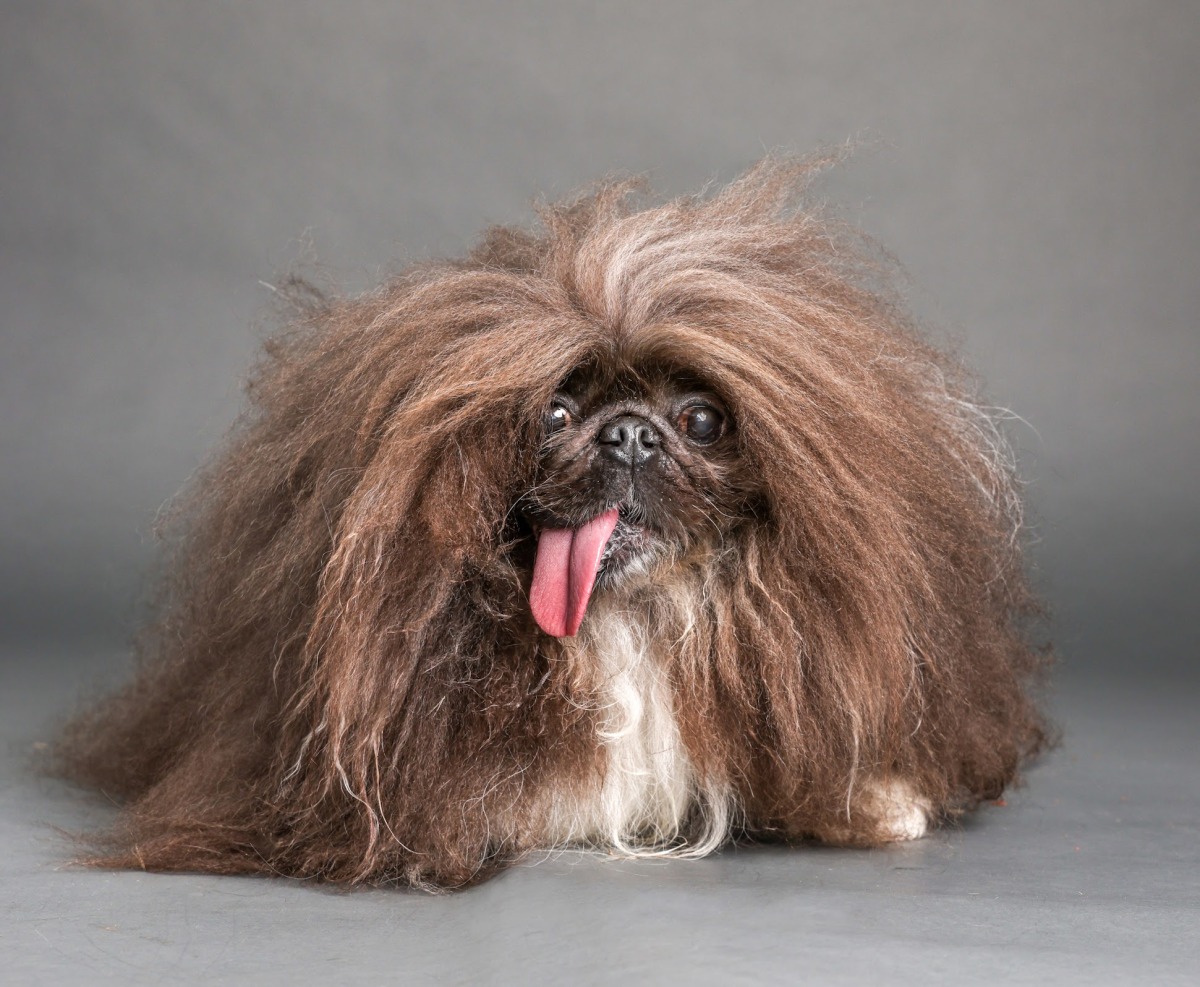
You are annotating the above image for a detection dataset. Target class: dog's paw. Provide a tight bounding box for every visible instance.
[807,778,933,846]
[869,779,931,842]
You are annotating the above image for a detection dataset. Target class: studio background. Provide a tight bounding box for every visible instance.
[2,3,1197,984]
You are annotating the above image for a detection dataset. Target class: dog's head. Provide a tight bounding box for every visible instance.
[235,157,1035,707]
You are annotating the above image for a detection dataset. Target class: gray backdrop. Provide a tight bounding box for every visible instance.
[2,4,1198,984]
[3,3,1198,679]
[3,3,1197,681]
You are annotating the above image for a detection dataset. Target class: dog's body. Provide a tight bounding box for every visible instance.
[58,157,1048,889]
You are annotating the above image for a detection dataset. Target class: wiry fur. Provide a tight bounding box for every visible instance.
[55,156,1050,890]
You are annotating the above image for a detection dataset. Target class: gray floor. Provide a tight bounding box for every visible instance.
[2,648,1196,985]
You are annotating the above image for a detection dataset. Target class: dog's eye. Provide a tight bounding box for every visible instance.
[678,405,725,445]
[545,402,574,435]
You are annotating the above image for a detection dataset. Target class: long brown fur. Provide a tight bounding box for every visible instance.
[56,156,1049,889]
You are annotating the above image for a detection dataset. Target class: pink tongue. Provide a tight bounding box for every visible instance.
[530,509,620,638]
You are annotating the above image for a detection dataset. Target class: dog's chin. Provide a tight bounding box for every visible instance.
[594,514,667,589]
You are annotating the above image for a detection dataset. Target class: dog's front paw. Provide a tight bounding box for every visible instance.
[809,778,932,846]
[870,779,931,842]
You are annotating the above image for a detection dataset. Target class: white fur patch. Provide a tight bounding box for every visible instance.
[868,779,931,842]
[540,599,731,858]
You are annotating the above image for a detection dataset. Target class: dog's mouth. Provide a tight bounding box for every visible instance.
[527,504,654,638]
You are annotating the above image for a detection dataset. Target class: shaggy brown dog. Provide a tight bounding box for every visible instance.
[57,156,1049,889]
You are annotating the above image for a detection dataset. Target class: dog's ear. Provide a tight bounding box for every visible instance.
[281,377,526,734]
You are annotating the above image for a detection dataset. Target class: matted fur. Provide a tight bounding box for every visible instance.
[56,156,1049,889]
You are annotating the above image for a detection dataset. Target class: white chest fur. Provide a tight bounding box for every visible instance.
[541,605,731,857]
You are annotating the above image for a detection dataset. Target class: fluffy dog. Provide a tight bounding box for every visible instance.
[58,156,1049,889]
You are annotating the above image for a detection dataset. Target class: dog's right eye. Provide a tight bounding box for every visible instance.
[545,402,574,435]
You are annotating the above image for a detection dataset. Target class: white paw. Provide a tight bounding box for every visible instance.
[871,779,931,841]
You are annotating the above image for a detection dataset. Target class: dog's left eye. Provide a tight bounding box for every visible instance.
[678,404,725,445]
[545,402,574,435]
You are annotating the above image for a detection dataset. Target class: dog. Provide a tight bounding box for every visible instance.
[57,156,1049,889]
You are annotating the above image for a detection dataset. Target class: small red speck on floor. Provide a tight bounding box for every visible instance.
[1074,846,1081,852]
[993,798,1007,807]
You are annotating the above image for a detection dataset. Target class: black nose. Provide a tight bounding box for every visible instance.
[598,415,660,467]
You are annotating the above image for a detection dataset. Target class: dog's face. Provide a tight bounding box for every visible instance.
[519,360,758,637]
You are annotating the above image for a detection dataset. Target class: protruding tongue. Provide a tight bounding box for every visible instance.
[530,508,620,638]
